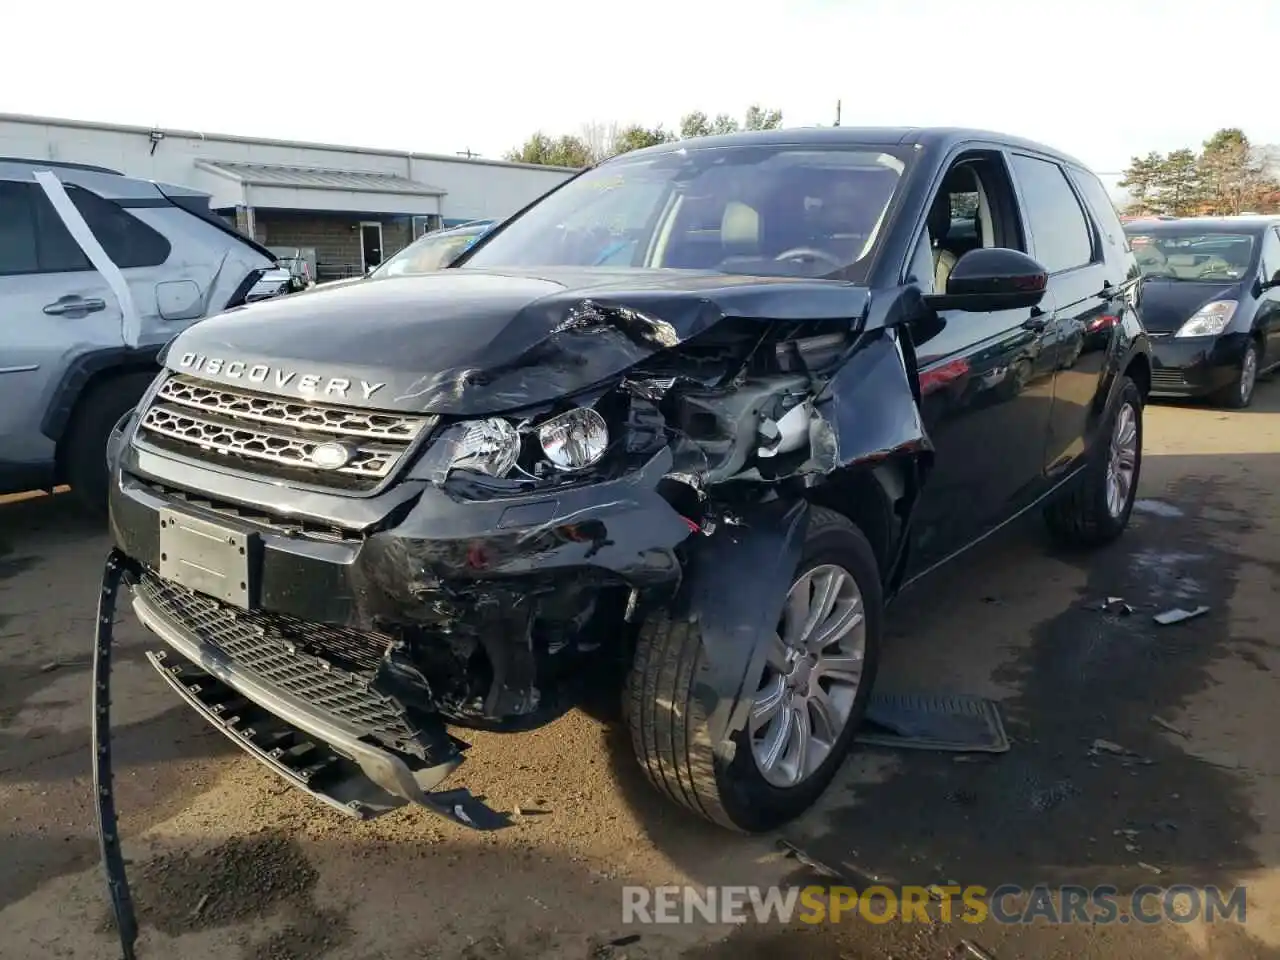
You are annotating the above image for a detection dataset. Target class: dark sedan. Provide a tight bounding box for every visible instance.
[1125,216,1280,407]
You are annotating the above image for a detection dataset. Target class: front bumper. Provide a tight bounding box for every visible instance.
[1148,332,1249,397]
[108,435,692,631]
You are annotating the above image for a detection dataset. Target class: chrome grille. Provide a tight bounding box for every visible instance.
[137,374,434,491]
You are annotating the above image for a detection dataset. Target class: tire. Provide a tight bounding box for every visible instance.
[1044,375,1143,548]
[625,506,882,833]
[1211,338,1259,410]
[62,372,156,516]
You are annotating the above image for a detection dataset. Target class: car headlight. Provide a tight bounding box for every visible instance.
[443,418,520,477]
[537,407,609,471]
[1175,300,1237,338]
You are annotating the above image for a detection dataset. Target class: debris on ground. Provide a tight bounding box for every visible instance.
[1100,596,1134,615]
[1151,715,1191,739]
[1137,861,1164,875]
[608,935,641,947]
[1091,738,1128,756]
[1133,499,1185,518]
[1153,605,1210,625]
[954,940,998,959]
[38,661,61,673]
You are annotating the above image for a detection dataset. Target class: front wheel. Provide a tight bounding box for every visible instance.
[1044,375,1143,548]
[1212,339,1259,410]
[625,507,882,833]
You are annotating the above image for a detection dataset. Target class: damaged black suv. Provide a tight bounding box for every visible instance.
[100,128,1150,842]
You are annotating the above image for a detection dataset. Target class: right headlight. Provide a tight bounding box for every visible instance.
[536,407,608,471]
[441,417,520,477]
[1174,300,1237,338]
[428,406,610,481]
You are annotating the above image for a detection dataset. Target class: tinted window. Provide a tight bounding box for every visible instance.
[463,145,911,281]
[1261,228,1280,282]
[0,182,39,275]
[1125,230,1255,281]
[1010,155,1094,273]
[68,187,171,268]
[1071,170,1127,254]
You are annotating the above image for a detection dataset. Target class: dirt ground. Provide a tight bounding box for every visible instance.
[2,382,1279,960]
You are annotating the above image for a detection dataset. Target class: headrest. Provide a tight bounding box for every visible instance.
[721,201,760,247]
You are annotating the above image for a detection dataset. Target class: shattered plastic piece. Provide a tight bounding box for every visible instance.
[1137,861,1164,875]
[1153,605,1210,625]
[956,940,998,960]
[609,934,642,947]
[1101,597,1134,615]
[1091,738,1128,756]
[1133,499,1184,518]
[1151,715,1190,739]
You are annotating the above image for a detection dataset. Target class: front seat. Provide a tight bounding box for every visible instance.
[928,194,958,291]
[721,200,761,260]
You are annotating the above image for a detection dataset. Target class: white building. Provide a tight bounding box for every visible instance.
[0,112,577,279]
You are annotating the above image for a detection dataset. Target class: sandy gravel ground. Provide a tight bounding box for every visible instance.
[2,382,1279,960]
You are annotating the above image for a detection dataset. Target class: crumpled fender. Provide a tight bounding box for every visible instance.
[674,497,810,761]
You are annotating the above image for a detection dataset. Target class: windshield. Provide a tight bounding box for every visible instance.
[373,225,489,278]
[1125,230,1256,281]
[461,144,910,281]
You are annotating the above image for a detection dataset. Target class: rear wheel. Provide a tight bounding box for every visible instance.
[1044,376,1143,548]
[1212,339,1259,409]
[62,372,155,516]
[625,507,882,832]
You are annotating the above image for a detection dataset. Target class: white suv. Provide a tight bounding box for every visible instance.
[0,158,280,511]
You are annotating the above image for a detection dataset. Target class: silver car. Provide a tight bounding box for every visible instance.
[0,158,279,511]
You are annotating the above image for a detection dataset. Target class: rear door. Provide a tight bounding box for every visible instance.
[1007,153,1114,476]
[1257,226,1280,363]
[0,178,126,466]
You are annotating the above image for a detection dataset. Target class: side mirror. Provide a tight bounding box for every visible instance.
[925,247,1049,313]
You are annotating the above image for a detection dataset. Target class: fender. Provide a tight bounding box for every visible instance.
[677,497,810,761]
[40,345,162,443]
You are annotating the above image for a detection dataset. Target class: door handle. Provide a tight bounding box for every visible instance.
[1022,309,1050,333]
[43,297,106,316]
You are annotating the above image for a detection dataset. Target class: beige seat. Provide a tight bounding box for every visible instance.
[927,195,958,291]
[721,201,761,257]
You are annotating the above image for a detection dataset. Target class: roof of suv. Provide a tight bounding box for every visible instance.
[611,126,1091,172]
[0,156,122,175]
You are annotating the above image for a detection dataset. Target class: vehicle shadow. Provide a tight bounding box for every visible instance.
[597,447,1280,957]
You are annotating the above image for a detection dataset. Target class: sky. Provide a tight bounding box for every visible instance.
[3,0,1277,180]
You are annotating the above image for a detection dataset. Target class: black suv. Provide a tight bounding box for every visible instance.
[100,127,1150,842]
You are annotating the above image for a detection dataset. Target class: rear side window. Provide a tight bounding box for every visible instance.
[1261,228,1280,282]
[1071,169,1128,255]
[68,186,171,268]
[0,182,38,274]
[0,181,92,275]
[1010,154,1094,274]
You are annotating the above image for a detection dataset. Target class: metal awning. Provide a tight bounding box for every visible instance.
[194,160,445,216]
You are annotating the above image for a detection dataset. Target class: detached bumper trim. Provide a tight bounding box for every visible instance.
[132,587,508,828]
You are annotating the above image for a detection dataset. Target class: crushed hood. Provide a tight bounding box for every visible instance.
[165,267,870,415]
[1138,279,1245,333]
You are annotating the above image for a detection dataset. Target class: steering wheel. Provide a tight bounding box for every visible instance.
[774,247,845,270]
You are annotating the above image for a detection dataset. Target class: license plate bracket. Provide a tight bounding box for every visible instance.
[158,508,256,609]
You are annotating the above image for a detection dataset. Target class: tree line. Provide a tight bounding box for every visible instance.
[1120,128,1280,217]
[504,105,784,167]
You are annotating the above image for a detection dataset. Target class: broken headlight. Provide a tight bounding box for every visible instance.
[536,407,608,471]
[441,418,521,477]
[419,405,612,483]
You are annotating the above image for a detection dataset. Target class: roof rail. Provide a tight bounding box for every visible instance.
[0,156,122,175]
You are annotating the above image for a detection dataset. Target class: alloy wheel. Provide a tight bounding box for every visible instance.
[1106,402,1139,519]
[749,563,867,789]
